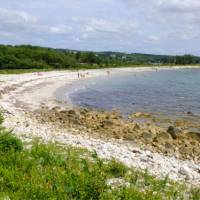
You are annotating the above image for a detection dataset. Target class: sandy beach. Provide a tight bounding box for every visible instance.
[0,66,200,186]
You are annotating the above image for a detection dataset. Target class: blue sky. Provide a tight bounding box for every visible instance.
[0,0,199,55]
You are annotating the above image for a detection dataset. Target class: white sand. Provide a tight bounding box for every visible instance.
[0,66,200,185]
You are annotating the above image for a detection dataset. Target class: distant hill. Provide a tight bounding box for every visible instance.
[0,44,199,70]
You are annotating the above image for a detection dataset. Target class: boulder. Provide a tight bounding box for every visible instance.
[101,120,114,128]
[133,112,151,118]
[141,132,154,142]
[182,130,200,141]
[167,126,181,139]
[174,120,188,128]
[80,108,89,114]
[132,123,140,131]
[179,166,193,180]
[67,109,77,115]
[51,106,61,111]
[164,142,174,154]
[157,132,172,141]
[187,111,193,115]
[165,142,173,149]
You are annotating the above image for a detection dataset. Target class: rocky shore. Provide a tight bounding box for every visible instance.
[30,107,200,162]
[0,67,200,185]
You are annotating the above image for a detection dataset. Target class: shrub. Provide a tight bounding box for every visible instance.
[105,160,127,178]
[0,132,23,153]
[0,112,3,124]
[0,141,199,199]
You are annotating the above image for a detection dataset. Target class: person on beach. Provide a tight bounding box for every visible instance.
[80,73,85,78]
[37,72,43,76]
[107,70,110,75]
[77,71,80,78]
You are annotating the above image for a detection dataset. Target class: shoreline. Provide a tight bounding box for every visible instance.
[0,66,200,185]
[54,65,200,110]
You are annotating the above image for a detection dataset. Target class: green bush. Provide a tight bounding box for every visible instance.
[0,139,199,199]
[0,112,3,124]
[0,132,23,153]
[0,112,23,152]
[105,160,127,178]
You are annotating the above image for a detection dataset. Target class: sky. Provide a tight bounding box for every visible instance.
[0,0,199,55]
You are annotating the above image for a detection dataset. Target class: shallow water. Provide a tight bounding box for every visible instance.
[61,68,200,118]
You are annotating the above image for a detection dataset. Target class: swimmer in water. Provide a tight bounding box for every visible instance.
[107,70,110,75]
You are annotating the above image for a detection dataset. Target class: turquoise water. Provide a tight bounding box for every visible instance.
[65,68,200,117]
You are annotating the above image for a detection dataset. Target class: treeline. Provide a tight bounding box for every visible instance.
[0,45,101,69]
[174,55,200,65]
[0,44,199,70]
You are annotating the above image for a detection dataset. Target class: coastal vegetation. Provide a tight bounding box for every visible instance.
[0,44,200,73]
[0,113,200,199]
[0,45,200,199]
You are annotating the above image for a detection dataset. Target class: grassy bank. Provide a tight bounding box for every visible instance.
[0,113,199,199]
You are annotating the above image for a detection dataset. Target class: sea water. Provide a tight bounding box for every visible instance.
[62,68,200,118]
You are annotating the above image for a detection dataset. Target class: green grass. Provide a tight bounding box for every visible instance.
[0,114,199,199]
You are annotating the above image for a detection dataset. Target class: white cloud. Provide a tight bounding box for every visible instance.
[0,8,38,25]
[49,25,72,34]
[158,0,200,12]
[0,0,199,55]
[0,31,15,38]
[84,18,138,35]
[155,0,200,25]
[147,35,160,43]
[81,33,89,39]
